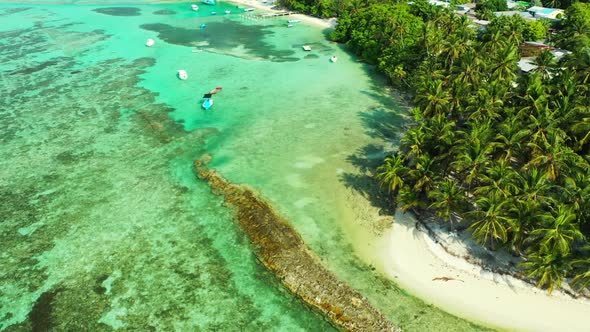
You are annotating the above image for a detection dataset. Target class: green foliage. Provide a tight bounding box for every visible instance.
[346,3,590,294]
[556,3,590,52]
[524,19,550,41]
[476,0,509,13]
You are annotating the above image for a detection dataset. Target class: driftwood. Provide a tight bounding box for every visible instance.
[432,277,464,283]
[194,159,400,332]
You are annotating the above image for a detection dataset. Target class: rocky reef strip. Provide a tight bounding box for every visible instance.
[194,159,400,332]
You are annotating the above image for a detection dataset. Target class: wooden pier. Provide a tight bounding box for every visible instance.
[240,10,297,22]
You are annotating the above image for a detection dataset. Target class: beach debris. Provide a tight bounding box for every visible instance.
[432,276,464,282]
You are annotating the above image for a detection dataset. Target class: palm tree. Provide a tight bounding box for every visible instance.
[520,251,567,294]
[414,79,452,117]
[400,123,430,161]
[408,153,439,193]
[466,87,504,121]
[453,50,483,89]
[525,144,582,181]
[513,168,556,209]
[494,117,531,163]
[466,194,511,247]
[476,159,519,199]
[450,121,494,186]
[376,154,408,193]
[428,177,466,223]
[490,42,519,82]
[572,257,590,291]
[529,205,584,256]
[533,50,556,82]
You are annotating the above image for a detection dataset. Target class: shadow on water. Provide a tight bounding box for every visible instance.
[93,7,141,16]
[340,64,407,215]
[140,19,299,62]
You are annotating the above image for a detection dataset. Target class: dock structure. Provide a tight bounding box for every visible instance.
[240,10,297,22]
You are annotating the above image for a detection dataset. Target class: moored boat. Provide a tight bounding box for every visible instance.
[202,93,214,110]
[146,38,155,47]
[177,69,188,80]
[330,55,338,62]
[287,24,294,28]
[225,10,231,14]
[287,19,300,23]
[200,23,206,29]
[244,7,255,12]
[302,45,311,51]
[202,0,216,5]
[191,4,199,11]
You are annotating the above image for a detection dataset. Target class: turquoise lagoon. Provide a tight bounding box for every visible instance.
[0,3,488,331]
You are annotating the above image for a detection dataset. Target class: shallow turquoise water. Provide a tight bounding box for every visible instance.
[0,3,489,331]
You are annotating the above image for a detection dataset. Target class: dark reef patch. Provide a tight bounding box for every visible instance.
[140,20,298,62]
[93,7,141,16]
[194,159,400,332]
[30,287,63,332]
[153,9,176,15]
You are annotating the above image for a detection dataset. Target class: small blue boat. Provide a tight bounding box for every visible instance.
[200,23,206,29]
[202,0,216,5]
[202,93,214,110]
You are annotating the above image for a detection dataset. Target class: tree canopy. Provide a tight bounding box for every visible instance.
[332,2,590,294]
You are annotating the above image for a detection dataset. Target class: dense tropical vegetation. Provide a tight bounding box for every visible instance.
[283,0,590,294]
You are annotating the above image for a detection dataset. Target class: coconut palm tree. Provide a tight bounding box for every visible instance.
[494,117,531,163]
[528,204,584,256]
[414,79,452,117]
[520,251,567,294]
[490,42,519,82]
[534,50,556,82]
[466,194,511,247]
[428,177,466,222]
[376,154,408,193]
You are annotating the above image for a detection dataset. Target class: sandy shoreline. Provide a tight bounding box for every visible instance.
[370,210,590,331]
[226,0,337,29]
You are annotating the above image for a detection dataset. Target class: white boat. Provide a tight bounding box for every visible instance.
[211,11,217,15]
[244,7,255,12]
[177,69,188,80]
[302,45,311,51]
[287,19,300,23]
[225,10,231,14]
[287,24,293,28]
[191,4,199,11]
[330,56,338,62]
[145,38,155,47]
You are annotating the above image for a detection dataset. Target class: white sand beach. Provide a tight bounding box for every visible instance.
[372,210,590,331]
[227,0,337,29]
